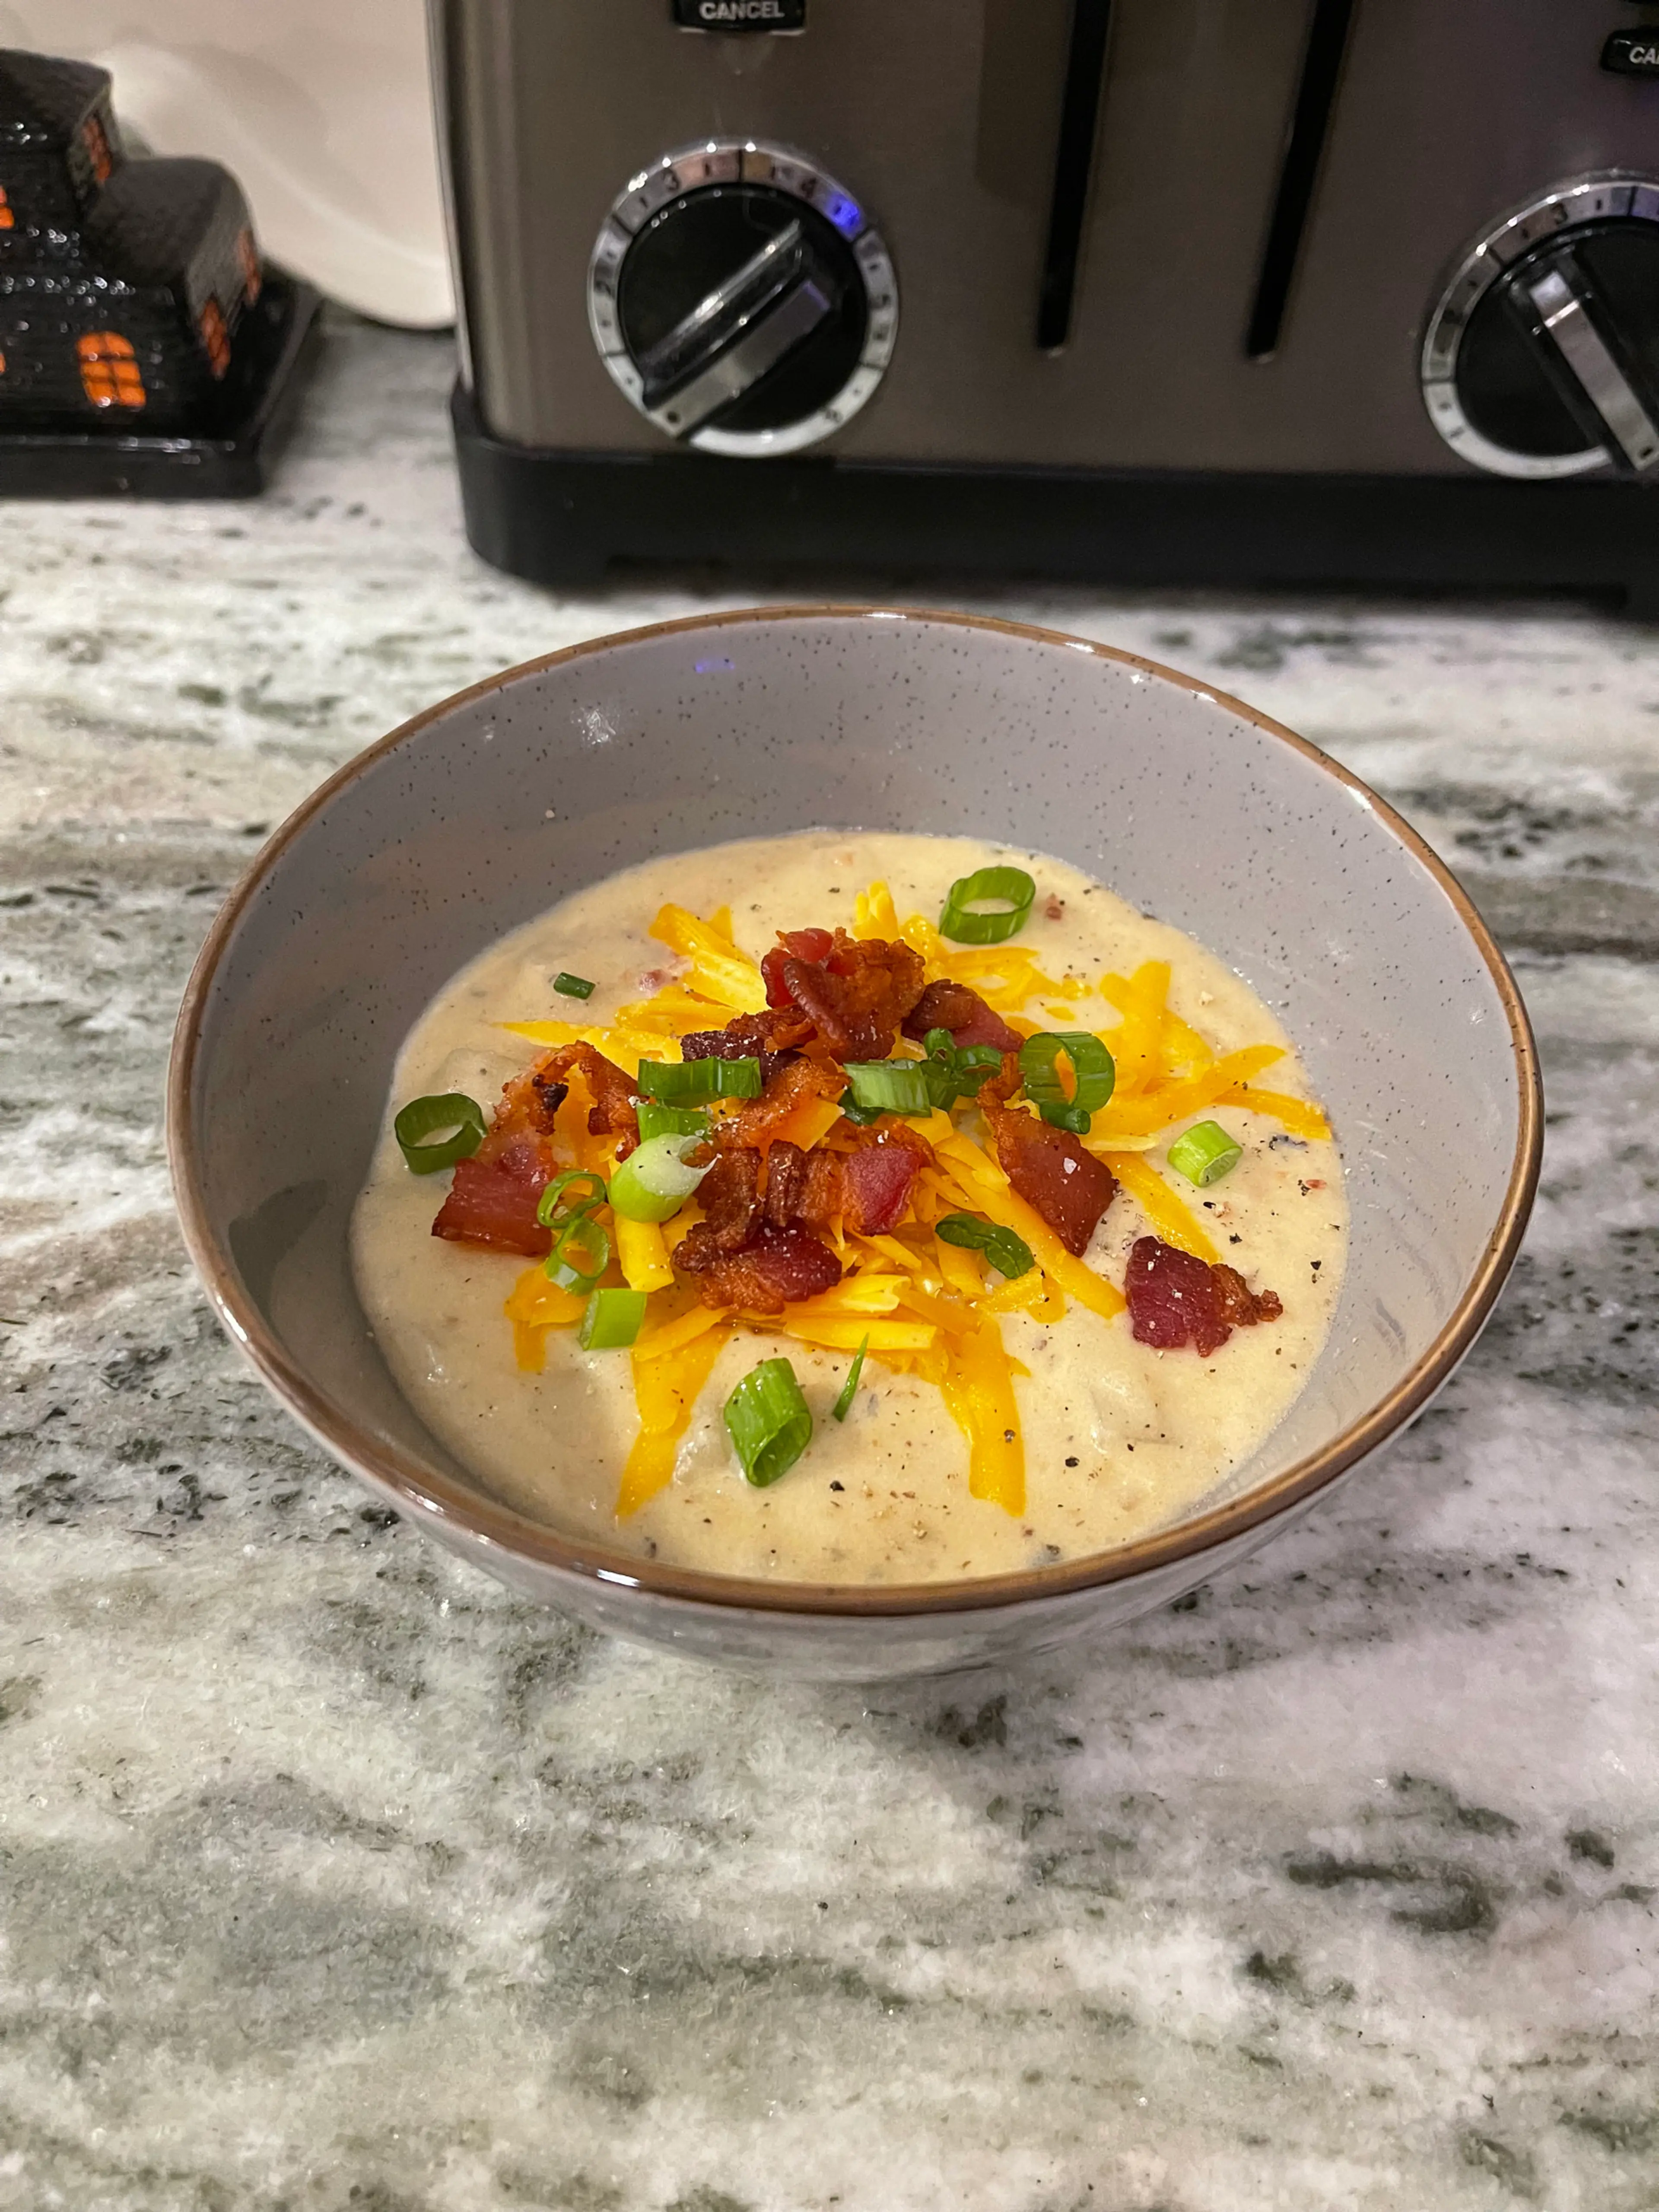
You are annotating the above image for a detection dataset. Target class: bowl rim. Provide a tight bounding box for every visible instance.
[168,605,1543,1619]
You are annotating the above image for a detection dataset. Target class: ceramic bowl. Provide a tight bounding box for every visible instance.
[168,608,1540,1680]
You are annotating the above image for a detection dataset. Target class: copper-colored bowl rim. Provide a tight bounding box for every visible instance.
[168,606,1543,1620]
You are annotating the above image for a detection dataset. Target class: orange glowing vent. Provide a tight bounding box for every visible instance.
[82,114,113,185]
[78,331,146,408]
[199,298,230,377]
[236,227,262,306]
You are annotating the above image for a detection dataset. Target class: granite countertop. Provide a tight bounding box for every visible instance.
[2,312,1656,2212]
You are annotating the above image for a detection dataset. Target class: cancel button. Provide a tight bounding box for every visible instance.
[672,0,808,28]
[1602,29,1659,75]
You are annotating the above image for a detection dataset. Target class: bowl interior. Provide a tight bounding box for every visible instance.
[175,610,1532,1595]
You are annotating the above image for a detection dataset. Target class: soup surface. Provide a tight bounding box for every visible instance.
[352,832,1345,1583]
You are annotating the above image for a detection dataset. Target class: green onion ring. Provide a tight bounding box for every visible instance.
[841,1060,937,1115]
[536,1169,608,1229]
[1039,1101,1093,1136]
[636,1055,763,1103]
[839,1093,887,1127]
[724,1356,814,1487]
[1019,1031,1116,1116]
[1166,1119,1244,1188]
[636,1101,712,1144]
[955,1045,1005,1078]
[553,971,596,1000]
[394,1092,487,1174]
[938,865,1036,945]
[935,1211,1036,1282]
[545,1211,611,1292]
[609,1133,711,1223]
[578,1286,647,1349]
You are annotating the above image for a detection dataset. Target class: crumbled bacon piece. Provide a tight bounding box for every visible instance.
[696,1147,763,1251]
[1125,1237,1282,1356]
[761,927,835,1009]
[975,1053,1115,1256]
[996,1114,1117,1255]
[682,1008,810,1084]
[977,1050,1024,1110]
[530,1069,570,1127]
[432,1136,553,1256]
[535,1040,640,1157]
[842,1146,919,1236]
[901,979,1024,1056]
[429,1055,569,1252]
[840,1121,933,1235]
[1211,1263,1284,1332]
[763,1138,809,1229]
[676,1222,842,1314]
[714,1053,847,1152]
[796,1146,844,1230]
[772,930,926,1061]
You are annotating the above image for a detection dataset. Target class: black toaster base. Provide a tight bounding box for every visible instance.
[454,385,1659,612]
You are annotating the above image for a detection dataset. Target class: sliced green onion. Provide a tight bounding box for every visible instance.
[545,1211,610,1292]
[939,865,1036,945]
[955,1044,1006,1082]
[923,1027,956,1058]
[839,1093,886,1126]
[831,1336,869,1423]
[636,1055,763,1103]
[935,1211,1036,1281]
[725,1357,814,1488]
[579,1286,647,1349]
[536,1169,608,1228]
[841,1060,937,1115]
[1019,1031,1116,1123]
[609,1133,710,1222]
[394,1092,486,1175]
[1040,1102,1093,1135]
[1166,1119,1243,1187]
[553,971,596,1000]
[636,1101,712,1144]
[925,1039,1004,1113]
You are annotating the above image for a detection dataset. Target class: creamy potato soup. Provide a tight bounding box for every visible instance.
[352,832,1345,1584]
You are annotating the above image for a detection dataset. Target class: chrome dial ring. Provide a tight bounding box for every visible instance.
[587,137,899,458]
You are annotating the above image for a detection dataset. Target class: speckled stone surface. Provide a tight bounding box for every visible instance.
[1,312,1656,2212]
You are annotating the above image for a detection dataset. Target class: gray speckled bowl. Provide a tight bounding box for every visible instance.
[168,609,1540,1679]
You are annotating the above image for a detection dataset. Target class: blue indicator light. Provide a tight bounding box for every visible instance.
[824,194,861,238]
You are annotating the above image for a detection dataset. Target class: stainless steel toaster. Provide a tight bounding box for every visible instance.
[432,0,1659,604]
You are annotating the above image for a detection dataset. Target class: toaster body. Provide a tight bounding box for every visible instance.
[435,0,1659,601]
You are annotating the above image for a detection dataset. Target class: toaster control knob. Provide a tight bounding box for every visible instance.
[588,140,898,457]
[1422,173,1659,478]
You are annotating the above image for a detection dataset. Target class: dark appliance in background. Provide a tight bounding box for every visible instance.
[435,0,1659,605]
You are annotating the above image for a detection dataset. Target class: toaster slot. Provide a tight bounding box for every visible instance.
[1244,0,1356,360]
[1037,0,1116,351]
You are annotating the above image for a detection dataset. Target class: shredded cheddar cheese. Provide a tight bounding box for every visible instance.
[1215,1083,1332,1142]
[503,1265,586,1373]
[649,902,769,1013]
[503,1020,682,1076]
[938,1314,1026,1515]
[616,1214,677,1293]
[1101,1150,1220,1264]
[617,1317,731,1517]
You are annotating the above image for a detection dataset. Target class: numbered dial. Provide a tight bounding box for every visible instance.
[1423,174,1659,479]
[588,140,898,458]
